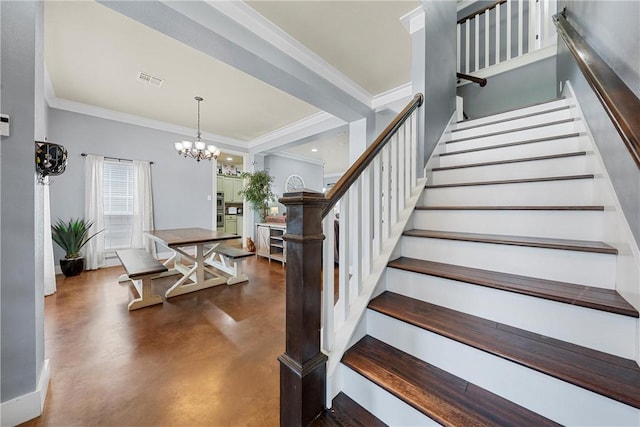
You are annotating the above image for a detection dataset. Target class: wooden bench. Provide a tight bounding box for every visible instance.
[116,249,168,311]
[205,245,253,285]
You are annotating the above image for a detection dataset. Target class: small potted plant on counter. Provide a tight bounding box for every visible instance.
[51,218,103,277]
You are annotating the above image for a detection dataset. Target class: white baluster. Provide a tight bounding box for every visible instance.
[465,19,470,73]
[397,127,406,212]
[382,144,391,241]
[350,181,361,295]
[507,0,512,60]
[518,0,523,57]
[390,134,398,226]
[485,11,490,68]
[410,113,417,188]
[322,213,335,351]
[496,4,501,64]
[373,156,382,258]
[361,167,371,278]
[457,23,461,73]
[474,17,480,72]
[338,194,349,322]
[404,122,411,201]
[543,0,551,47]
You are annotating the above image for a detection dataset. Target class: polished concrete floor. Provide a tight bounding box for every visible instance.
[23,255,288,426]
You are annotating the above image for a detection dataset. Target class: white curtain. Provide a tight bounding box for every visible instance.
[131,160,155,256]
[44,177,57,295]
[84,155,106,270]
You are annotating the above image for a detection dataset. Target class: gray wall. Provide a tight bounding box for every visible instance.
[264,154,324,214]
[557,0,640,243]
[47,108,216,260]
[1,0,46,406]
[457,55,557,118]
[423,0,458,161]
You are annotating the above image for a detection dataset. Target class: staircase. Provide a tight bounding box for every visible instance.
[328,98,640,426]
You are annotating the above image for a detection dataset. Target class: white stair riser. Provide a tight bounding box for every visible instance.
[445,121,583,153]
[413,209,603,241]
[449,108,574,140]
[423,179,594,206]
[431,155,588,185]
[452,99,571,130]
[386,268,635,359]
[367,310,640,426]
[340,366,438,426]
[438,136,583,168]
[401,235,616,288]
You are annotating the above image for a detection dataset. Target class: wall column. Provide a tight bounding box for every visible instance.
[1,1,48,425]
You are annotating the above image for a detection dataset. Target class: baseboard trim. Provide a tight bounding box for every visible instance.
[1,359,50,427]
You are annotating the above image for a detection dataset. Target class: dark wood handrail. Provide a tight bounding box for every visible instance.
[458,0,507,25]
[321,93,424,218]
[553,10,640,169]
[457,72,487,87]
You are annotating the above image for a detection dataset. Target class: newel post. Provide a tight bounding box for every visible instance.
[278,190,328,426]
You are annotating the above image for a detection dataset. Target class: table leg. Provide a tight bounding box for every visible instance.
[164,243,227,298]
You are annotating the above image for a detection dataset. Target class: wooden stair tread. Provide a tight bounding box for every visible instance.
[439,133,581,157]
[431,151,586,171]
[415,205,604,211]
[447,118,576,144]
[310,392,386,427]
[452,105,572,133]
[425,174,594,188]
[403,229,618,254]
[368,292,640,409]
[343,335,560,426]
[388,257,638,317]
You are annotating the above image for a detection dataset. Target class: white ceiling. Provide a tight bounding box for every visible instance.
[44,0,419,173]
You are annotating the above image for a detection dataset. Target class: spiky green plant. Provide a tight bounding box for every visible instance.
[51,218,103,259]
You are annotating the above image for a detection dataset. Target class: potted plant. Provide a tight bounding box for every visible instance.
[238,170,276,222]
[51,218,103,277]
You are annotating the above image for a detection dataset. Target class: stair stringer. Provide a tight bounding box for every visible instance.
[563,80,640,364]
[325,177,427,407]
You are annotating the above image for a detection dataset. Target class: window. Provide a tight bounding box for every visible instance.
[103,160,133,251]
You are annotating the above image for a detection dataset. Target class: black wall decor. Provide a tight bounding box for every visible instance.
[35,141,67,180]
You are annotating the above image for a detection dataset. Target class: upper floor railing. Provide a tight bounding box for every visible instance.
[553,9,640,169]
[457,0,557,76]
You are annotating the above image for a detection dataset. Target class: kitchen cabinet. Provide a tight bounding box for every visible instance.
[220,176,244,203]
[216,176,224,192]
[225,215,237,234]
[255,223,286,265]
[238,215,243,237]
[232,178,244,202]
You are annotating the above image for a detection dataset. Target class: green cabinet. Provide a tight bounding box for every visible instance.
[219,176,244,203]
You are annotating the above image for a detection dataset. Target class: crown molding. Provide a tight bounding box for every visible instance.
[372,82,413,111]
[400,6,425,34]
[46,95,248,151]
[203,0,372,107]
[248,111,346,153]
[268,151,325,167]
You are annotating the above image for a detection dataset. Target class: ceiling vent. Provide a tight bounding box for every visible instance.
[137,72,163,88]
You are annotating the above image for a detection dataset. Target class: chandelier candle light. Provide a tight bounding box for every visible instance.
[174,96,221,162]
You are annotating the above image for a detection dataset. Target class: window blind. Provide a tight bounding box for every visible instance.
[103,160,133,251]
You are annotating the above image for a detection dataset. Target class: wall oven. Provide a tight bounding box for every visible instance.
[216,192,225,228]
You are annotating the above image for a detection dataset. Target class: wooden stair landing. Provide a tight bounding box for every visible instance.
[369,292,640,409]
[342,336,560,426]
[403,229,618,254]
[311,392,385,427]
[388,257,638,317]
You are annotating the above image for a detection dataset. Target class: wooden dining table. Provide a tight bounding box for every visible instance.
[146,227,239,299]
